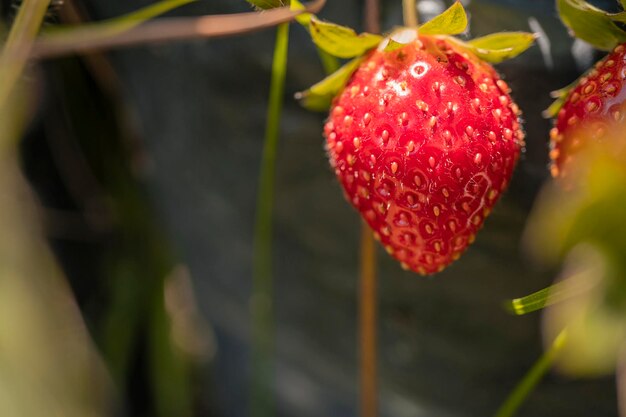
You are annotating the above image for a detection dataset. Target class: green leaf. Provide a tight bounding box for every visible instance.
[557,0,626,50]
[466,32,536,63]
[309,16,382,58]
[543,77,580,118]
[295,57,363,111]
[418,1,467,35]
[47,0,197,35]
[507,271,598,315]
[247,0,288,10]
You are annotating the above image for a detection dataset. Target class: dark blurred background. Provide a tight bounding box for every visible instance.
[5,0,621,416]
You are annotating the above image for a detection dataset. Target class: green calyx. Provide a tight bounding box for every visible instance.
[557,0,626,51]
[546,0,626,118]
[296,1,535,111]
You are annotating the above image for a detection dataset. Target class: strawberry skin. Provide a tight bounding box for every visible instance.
[325,35,524,275]
[550,43,626,178]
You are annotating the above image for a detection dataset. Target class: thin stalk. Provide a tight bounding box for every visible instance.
[31,0,325,60]
[618,344,626,417]
[0,0,51,110]
[359,222,378,417]
[494,331,567,417]
[359,2,379,416]
[402,0,418,27]
[251,21,290,417]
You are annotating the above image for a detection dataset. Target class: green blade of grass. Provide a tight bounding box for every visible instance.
[48,0,196,35]
[494,331,567,417]
[0,0,51,112]
[251,21,290,417]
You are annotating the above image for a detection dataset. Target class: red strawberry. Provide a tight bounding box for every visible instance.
[549,43,626,178]
[324,35,524,275]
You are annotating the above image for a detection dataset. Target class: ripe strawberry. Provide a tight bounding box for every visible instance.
[549,43,626,178]
[325,35,524,275]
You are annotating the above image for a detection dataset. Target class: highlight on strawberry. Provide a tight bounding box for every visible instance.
[546,0,626,179]
[296,1,535,275]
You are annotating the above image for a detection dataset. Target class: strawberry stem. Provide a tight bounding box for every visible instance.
[359,222,378,417]
[494,331,566,417]
[251,21,290,417]
[402,0,419,27]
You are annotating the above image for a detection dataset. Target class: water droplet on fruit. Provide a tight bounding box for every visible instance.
[410,62,429,78]
[395,211,411,227]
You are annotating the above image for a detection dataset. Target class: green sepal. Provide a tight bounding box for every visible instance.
[247,0,288,10]
[309,16,383,58]
[543,78,580,118]
[557,0,626,51]
[418,1,467,35]
[465,32,536,63]
[384,39,407,52]
[507,273,596,315]
[295,57,363,111]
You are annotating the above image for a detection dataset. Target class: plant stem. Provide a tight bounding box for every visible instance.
[402,0,418,27]
[494,331,567,417]
[251,21,289,417]
[359,222,378,417]
[0,0,51,110]
[31,0,325,59]
[359,2,379,416]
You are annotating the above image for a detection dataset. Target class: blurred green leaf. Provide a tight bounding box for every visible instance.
[418,1,467,35]
[508,268,599,315]
[494,331,566,417]
[557,0,626,50]
[465,32,535,63]
[543,77,581,118]
[309,16,382,58]
[48,0,196,34]
[247,0,288,9]
[295,57,363,111]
